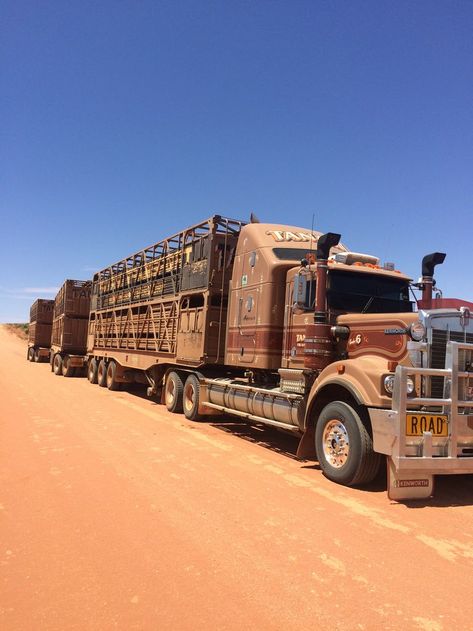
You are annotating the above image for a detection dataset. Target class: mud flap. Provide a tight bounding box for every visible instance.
[387,457,434,501]
[296,427,316,460]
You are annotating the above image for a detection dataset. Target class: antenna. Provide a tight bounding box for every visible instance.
[309,212,315,259]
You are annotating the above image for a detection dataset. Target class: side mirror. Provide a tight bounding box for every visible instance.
[292,272,307,314]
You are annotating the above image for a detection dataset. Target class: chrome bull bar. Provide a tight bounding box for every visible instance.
[369,341,473,500]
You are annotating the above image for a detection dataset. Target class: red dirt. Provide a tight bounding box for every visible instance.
[1,325,472,630]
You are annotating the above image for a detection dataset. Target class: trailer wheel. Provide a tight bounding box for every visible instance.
[315,401,381,487]
[33,349,41,362]
[165,371,184,413]
[97,359,108,387]
[106,361,121,391]
[88,358,98,384]
[62,355,75,377]
[50,352,55,371]
[183,374,205,421]
[27,347,35,362]
[53,353,63,376]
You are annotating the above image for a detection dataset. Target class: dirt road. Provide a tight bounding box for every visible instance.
[1,327,472,630]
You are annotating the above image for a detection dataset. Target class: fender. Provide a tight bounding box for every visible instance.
[297,355,395,460]
[305,355,394,428]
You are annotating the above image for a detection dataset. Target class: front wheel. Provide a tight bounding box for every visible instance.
[315,401,381,487]
[183,374,205,421]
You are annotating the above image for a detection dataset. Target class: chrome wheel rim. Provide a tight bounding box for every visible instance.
[322,419,350,468]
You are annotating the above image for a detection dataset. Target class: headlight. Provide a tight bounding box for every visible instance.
[409,321,426,341]
[383,374,415,395]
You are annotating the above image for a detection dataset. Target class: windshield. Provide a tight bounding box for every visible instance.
[273,247,316,261]
[327,270,413,313]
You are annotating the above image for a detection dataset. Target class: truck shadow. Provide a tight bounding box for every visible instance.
[126,385,473,507]
[208,417,473,505]
[210,418,303,463]
[398,475,473,509]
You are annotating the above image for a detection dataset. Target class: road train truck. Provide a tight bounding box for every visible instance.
[50,279,92,377]
[86,215,473,500]
[27,299,54,362]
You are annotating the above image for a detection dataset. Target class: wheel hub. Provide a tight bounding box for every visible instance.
[322,419,350,468]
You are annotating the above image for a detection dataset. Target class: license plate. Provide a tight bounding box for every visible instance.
[406,414,448,437]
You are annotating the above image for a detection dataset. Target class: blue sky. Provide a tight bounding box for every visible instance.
[1,0,472,322]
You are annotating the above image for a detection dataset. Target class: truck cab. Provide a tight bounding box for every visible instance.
[225,223,348,369]
[206,222,473,500]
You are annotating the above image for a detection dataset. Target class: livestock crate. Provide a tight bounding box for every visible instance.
[30,299,54,324]
[28,322,52,348]
[51,315,89,355]
[53,280,92,319]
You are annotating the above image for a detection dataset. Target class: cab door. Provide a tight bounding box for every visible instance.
[282,272,311,369]
[236,251,259,363]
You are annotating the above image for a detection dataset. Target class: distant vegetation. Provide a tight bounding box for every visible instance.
[4,323,29,339]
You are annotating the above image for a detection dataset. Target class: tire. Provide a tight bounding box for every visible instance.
[165,371,184,413]
[27,347,35,362]
[106,360,121,391]
[62,355,75,377]
[88,358,98,384]
[50,352,55,371]
[183,374,205,421]
[315,401,381,487]
[33,349,41,362]
[53,353,63,376]
[97,359,108,387]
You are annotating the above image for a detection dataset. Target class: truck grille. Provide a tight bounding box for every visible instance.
[431,328,473,397]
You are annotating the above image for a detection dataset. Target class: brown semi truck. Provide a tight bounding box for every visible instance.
[50,279,92,377]
[27,299,54,362]
[86,215,473,500]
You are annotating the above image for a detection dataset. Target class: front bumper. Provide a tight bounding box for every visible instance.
[369,407,473,474]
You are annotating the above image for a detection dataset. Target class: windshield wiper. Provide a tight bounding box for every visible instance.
[361,295,375,314]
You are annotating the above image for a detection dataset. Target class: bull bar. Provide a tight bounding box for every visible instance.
[370,341,473,475]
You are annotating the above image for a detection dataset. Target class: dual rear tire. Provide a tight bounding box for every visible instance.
[87,358,98,384]
[62,355,75,377]
[97,360,108,387]
[164,371,184,413]
[53,353,63,375]
[106,361,121,391]
[89,358,121,391]
[183,374,205,421]
[27,347,42,362]
[164,371,205,421]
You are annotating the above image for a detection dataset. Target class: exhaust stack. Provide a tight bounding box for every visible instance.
[421,252,446,308]
[304,232,341,371]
